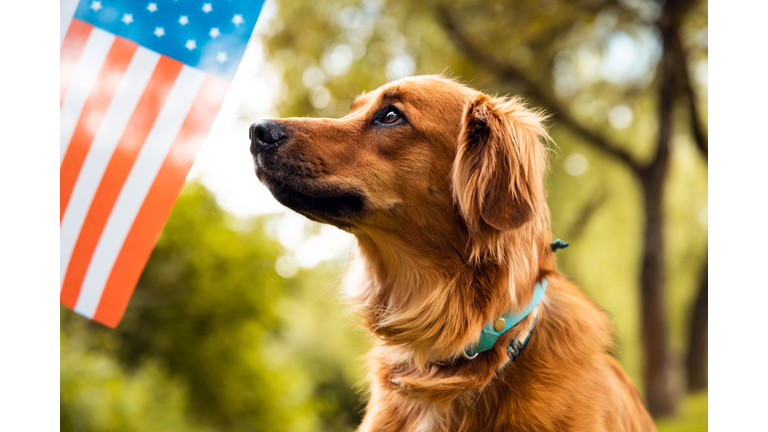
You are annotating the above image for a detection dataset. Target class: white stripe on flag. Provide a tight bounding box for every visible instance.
[60,47,161,290]
[60,0,81,46]
[74,66,206,318]
[60,27,115,164]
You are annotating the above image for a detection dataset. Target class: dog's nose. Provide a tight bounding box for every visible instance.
[249,119,288,155]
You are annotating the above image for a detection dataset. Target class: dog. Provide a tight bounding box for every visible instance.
[250,76,656,431]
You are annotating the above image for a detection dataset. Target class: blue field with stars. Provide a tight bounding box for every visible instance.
[74,0,264,81]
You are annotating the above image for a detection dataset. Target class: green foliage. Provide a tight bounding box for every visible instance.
[61,183,368,432]
[657,392,709,432]
[61,328,210,432]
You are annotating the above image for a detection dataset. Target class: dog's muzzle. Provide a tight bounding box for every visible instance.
[249,119,288,156]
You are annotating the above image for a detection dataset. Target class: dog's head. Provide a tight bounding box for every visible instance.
[251,76,550,263]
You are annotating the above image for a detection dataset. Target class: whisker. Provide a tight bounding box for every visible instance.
[260,262,276,282]
[346,71,358,98]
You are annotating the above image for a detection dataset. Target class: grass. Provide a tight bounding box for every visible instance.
[656,392,708,432]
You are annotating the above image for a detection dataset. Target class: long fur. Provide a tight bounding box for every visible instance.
[253,76,656,431]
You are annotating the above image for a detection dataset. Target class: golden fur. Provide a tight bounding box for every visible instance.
[251,76,656,431]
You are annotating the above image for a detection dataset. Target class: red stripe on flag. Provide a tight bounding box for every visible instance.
[60,19,93,107]
[59,56,183,310]
[93,75,230,328]
[60,36,138,221]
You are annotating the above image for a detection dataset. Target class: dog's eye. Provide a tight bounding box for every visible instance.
[374,106,406,126]
[384,109,400,124]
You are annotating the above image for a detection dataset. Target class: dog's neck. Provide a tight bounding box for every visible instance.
[345,225,551,365]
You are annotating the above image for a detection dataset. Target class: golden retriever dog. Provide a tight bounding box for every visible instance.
[250,76,656,431]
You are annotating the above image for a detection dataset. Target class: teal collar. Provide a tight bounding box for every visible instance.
[463,278,547,360]
[438,239,566,367]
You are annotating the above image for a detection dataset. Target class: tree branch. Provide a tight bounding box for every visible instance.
[563,187,609,241]
[437,6,643,174]
[677,34,708,161]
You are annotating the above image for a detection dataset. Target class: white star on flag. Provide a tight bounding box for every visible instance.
[216,52,228,63]
[154,27,165,37]
[121,14,133,25]
[202,3,212,13]
[179,15,189,25]
[90,1,102,12]
[209,28,221,38]
[232,14,244,26]
[147,3,157,12]
[185,39,197,50]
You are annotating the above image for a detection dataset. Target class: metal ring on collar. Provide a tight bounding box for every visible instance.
[462,351,479,360]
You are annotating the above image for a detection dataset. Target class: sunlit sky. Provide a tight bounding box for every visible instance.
[186,0,284,217]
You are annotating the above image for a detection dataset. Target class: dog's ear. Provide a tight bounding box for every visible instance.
[452,93,549,233]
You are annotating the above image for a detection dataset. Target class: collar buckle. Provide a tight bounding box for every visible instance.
[460,278,547,361]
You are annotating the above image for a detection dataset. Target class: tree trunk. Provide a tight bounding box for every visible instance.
[638,0,681,416]
[685,259,708,391]
[639,176,677,416]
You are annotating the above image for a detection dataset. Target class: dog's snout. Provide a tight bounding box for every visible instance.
[250,120,288,155]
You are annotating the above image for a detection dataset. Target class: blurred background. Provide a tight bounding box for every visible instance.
[61,0,708,430]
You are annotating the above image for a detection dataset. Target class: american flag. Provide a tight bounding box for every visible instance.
[60,0,264,328]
